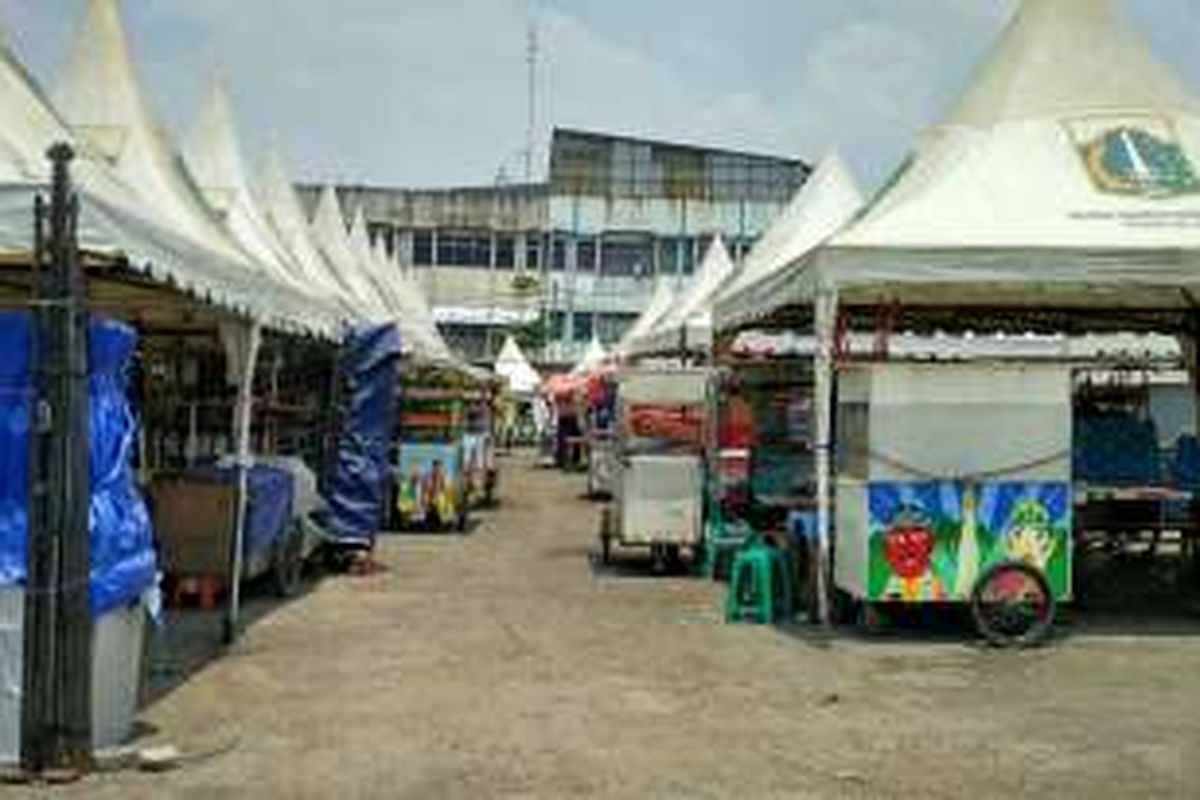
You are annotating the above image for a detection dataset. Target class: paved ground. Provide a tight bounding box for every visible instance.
[19,452,1200,798]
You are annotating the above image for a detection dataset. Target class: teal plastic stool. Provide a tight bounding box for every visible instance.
[724,535,795,624]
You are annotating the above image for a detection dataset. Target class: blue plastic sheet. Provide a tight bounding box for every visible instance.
[187,464,295,559]
[0,312,157,616]
[325,324,401,547]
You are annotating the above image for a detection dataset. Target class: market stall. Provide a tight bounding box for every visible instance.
[716,0,1200,641]
[707,153,864,587]
[707,360,815,580]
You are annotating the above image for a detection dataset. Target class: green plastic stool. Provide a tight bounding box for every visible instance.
[724,535,795,624]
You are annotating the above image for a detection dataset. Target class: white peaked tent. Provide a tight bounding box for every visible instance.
[629,235,735,357]
[494,335,541,395]
[797,0,1200,625]
[0,18,266,319]
[351,204,453,363]
[183,78,342,331]
[808,0,1200,310]
[349,202,403,315]
[51,0,325,333]
[570,335,608,375]
[614,278,675,358]
[258,149,364,318]
[310,185,390,318]
[714,151,864,331]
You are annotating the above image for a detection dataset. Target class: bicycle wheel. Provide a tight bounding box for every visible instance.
[970,561,1055,648]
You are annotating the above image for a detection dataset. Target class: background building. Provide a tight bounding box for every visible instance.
[305,129,809,365]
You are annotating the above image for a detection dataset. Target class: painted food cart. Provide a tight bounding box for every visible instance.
[834,361,1073,645]
[463,388,498,507]
[395,388,469,532]
[600,368,709,569]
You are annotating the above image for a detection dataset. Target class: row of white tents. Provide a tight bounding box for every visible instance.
[616,148,862,361]
[0,0,465,369]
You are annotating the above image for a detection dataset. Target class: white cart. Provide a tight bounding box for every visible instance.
[833,361,1073,644]
[600,368,710,569]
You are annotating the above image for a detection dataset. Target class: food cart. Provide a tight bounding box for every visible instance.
[833,361,1073,645]
[394,386,470,532]
[600,367,710,569]
[586,371,619,498]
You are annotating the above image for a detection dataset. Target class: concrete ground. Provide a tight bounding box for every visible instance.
[21,452,1200,798]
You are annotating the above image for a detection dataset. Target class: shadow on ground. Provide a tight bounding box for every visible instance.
[142,565,326,708]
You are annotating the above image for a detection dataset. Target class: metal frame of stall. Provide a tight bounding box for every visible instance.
[737,295,1200,644]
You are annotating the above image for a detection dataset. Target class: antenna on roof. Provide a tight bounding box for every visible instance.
[525,9,539,183]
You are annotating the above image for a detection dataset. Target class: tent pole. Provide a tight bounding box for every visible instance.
[221,320,261,645]
[813,288,838,627]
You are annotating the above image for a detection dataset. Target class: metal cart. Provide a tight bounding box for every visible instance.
[599,368,710,569]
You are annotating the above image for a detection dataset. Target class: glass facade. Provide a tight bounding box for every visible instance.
[436,230,492,268]
[339,128,808,364]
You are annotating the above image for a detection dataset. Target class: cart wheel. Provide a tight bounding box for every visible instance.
[856,602,887,634]
[599,507,614,564]
[970,561,1055,648]
[271,523,305,598]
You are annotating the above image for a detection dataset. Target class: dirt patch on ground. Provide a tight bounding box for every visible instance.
[21,453,1200,799]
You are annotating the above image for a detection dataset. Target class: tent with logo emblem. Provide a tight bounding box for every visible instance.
[749,0,1200,627]
[768,0,1200,320]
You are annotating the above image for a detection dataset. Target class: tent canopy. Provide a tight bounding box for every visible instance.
[570,335,608,376]
[310,185,390,319]
[184,77,343,332]
[258,148,364,318]
[614,278,675,358]
[51,0,329,334]
[494,335,541,395]
[629,235,735,356]
[715,151,864,332]
[0,3,288,327]
[806,0,1200,318]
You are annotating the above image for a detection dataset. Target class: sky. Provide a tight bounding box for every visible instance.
[4,0,1200,193]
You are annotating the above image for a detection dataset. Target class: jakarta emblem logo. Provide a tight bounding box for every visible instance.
[1067,116,1200,198]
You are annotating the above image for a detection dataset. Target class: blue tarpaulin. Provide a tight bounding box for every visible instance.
[325,324,401,547]
[0,312,157,616]
[187,464,295,560]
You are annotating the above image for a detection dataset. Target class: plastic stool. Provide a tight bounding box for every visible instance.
[724,536,795,624]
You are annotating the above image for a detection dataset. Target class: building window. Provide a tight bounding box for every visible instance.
[495,235,515,269]
[600,234,653,278]
[597,312,638,344]
[573,312,594,342]
[680,237,697,275]
[525,234,541,271]
[436,230,492,268]
[548,310,565,341]
[658,237,679,275]
[577,237,597,272]
[412,231,433,266]
[551,235,567,272]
